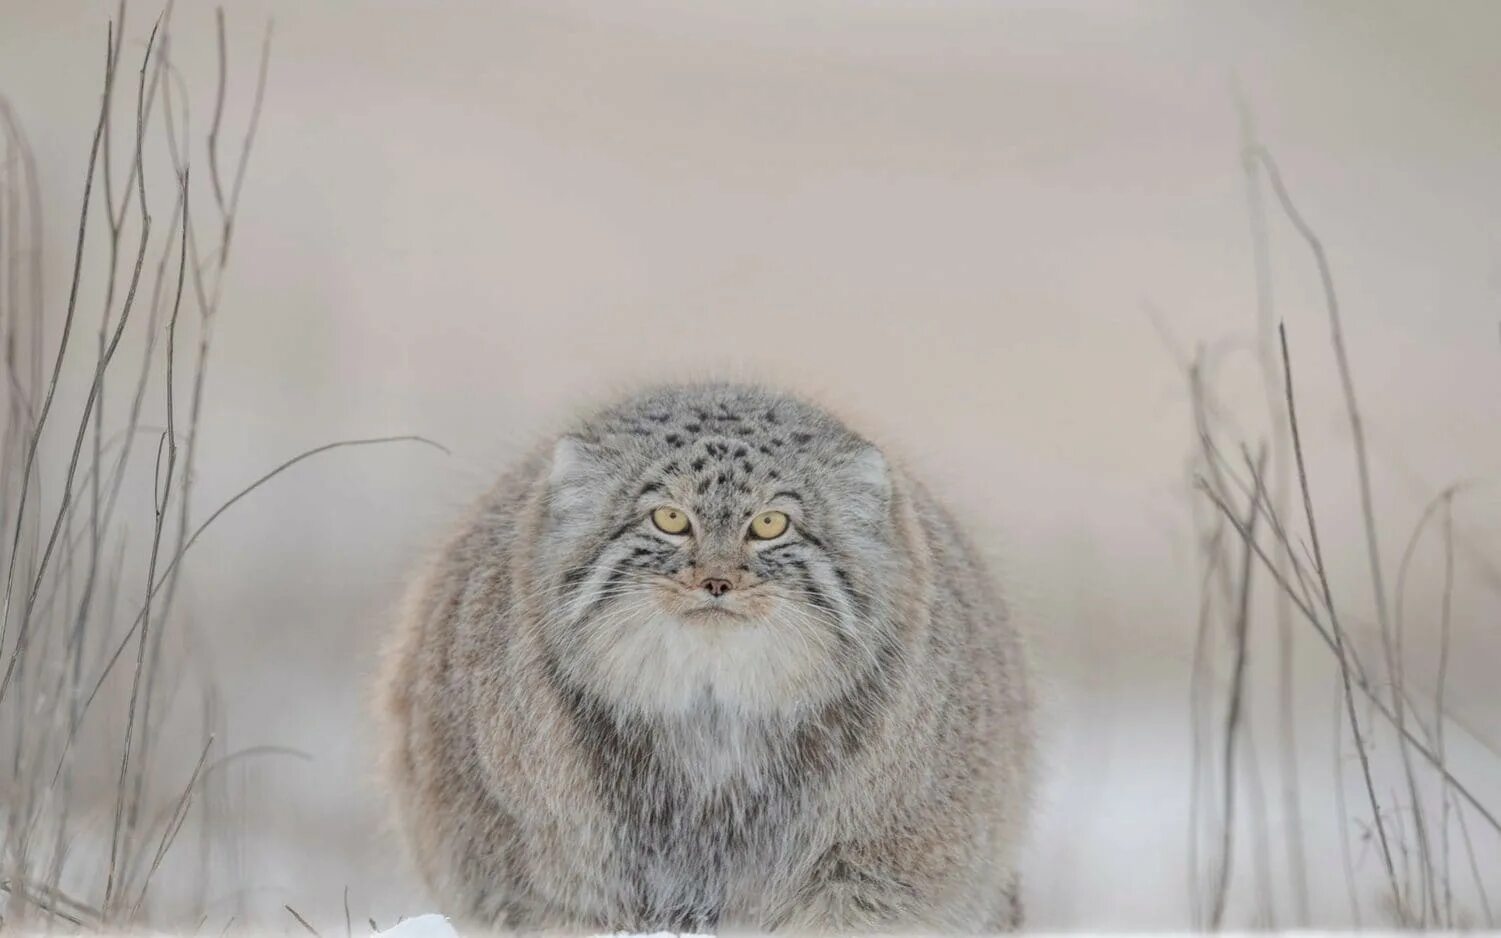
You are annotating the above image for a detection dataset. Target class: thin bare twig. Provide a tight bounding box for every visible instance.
[129,733,214,919]
[0,24,113,677]
[1200,476,1501,838]
[72,435,447,728]
[1199,327,1501,848]
[1254,149,1421,918]
[286,904,321,937]
[0,18,162,708]
[1249,147,1395,651]
[0,878,99,928]
[129,12,273,868]
[103,148,184,918]
[1208,446,1266,929]
[1235,92,1309,925]
[1436,494,1456,927]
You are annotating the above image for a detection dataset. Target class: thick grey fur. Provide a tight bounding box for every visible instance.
[379,383,1033,933]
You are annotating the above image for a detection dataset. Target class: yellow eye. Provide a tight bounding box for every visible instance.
[749,510,789,540]
[651,507,690,535]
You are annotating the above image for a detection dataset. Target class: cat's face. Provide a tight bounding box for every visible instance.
[536,387,899,719]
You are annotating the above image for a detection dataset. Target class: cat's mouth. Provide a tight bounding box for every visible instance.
[652,576,771,623]
[679,603,750,623]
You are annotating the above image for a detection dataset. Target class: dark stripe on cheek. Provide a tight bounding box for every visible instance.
[831,564,870,619]
[797,528,826,550]
[577,559,635,622]
[799,570,840,622]
[562,517,645,604]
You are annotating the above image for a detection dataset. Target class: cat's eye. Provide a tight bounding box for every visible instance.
[749,510,789,540]
[651,507,690,535]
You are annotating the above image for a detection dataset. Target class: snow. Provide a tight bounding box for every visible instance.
[373,914,459,938]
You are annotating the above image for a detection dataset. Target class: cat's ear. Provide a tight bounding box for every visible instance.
[837,443,892,524]
[548,435,592,487]
[843,443,889,492]
[546,435,602,519]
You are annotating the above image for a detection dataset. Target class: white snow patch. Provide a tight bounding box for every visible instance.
[373,914,459,938]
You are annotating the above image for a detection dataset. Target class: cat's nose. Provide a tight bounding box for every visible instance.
[699,577,733,597]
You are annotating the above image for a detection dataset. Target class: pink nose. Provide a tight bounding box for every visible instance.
[700,578,733,597]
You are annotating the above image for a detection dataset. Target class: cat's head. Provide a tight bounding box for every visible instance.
[534,385,902,719]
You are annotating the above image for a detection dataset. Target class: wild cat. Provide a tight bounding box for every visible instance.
[378,384,1033,933]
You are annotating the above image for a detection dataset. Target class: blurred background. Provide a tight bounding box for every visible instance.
[1,0,1498,931]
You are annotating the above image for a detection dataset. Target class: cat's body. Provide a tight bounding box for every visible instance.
[378,384,1033,933]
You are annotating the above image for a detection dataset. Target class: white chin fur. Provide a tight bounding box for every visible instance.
[562,598,839,719]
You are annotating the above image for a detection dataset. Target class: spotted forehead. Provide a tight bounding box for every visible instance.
[592,395,829,520]
[596,396,823,454]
